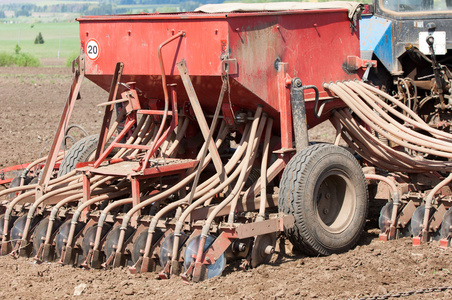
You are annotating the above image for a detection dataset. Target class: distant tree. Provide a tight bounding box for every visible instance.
[34,32,44,44]
[14,44,21,54]
[180,1,201,12]
[16,9,31,17]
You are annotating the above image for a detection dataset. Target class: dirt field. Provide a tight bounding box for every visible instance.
[1,66,452,299]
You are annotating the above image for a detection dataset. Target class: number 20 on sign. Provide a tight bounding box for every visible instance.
[86,39,100,60]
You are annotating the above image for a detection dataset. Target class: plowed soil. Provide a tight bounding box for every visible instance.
[1,66,452,299]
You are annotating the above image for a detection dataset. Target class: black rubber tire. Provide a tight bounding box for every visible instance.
[278,144,368,256]
[58,135,99,176]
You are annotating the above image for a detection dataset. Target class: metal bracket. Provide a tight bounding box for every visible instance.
[346,56,377,72]
[221,58,238,75]
[235,214,294,239]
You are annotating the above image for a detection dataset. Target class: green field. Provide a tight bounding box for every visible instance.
[0,22,80,61]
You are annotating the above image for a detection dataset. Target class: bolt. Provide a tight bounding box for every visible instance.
[237,243,246,252]
[325,193,331,199]
[293,78,302,88]
[264,245,274,255]
[323,208,329,215]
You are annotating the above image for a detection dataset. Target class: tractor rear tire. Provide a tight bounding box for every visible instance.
[278,143,368,256]
[58,135,99,176]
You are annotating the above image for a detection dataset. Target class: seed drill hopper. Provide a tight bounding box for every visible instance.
[2,2,452,282]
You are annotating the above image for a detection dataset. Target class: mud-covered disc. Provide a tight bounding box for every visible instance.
[131,228,163,264]
[159,232,187,268]
[0,214,6,238]
[183,234,225,279]
[251,233,276,268]
[0,214,17,239]
[411,205,441,240]
[440,207,452,239]
[32,218,49,254]
[81,223,112,259]
[103,224,135,261]
[32,218,63,256]
[11,214,41,249]
[378,201,393,233]
[411,205,425,238]
[11,215,27,247]
[55,219,85,258]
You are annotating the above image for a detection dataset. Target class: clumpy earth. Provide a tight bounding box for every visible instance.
[0,66,452,299]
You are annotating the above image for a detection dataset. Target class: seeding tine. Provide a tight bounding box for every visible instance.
[82,198,129,269]
[129,256,142,274]
[38,193,89,262]
[192,109,264,279]
[132,202,183,274]
[92,198,132,268]
[170,132,250,271]
[58,190,127,265]
[170,106,264,281]
[18,183,84,255]
[192,234,208,282]
[1,191,35,255]
[165,117,189,158]
[37,202,72,262]
[20,175,117,259]
[227,109,266,224]
[118,122,232,273]
[165,78,227,276]
[34,243,45,264]
[256,117,273,222]
[413,174,452,245]
[365,174,399,241]
[169,123,253,264]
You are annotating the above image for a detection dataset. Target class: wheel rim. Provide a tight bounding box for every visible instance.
[315,169,356,233]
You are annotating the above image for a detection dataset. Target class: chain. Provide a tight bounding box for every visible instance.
[355,286,452,300]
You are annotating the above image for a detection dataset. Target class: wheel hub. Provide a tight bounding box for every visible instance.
[316,170,356,233]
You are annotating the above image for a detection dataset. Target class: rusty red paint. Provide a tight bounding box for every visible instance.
[78,8,360,127]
